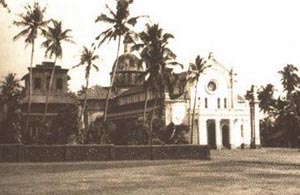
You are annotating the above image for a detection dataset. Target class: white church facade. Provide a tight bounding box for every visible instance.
[165,52,261,149]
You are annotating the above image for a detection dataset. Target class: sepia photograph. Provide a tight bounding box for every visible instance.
[0,0,300,194]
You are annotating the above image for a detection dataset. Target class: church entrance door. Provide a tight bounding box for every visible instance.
[222,125,230,148]
[207,120,216,149]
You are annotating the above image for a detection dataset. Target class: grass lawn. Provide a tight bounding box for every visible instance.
[0,148,300,195]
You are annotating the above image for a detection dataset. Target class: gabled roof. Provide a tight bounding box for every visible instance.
[204,52,231,75]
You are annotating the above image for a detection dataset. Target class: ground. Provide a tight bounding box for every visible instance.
[0,148,300,195]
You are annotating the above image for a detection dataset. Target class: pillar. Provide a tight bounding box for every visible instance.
[229,119,235,149]
[249,85,261,148]
[199,119,207,145]
[215,119,222,149]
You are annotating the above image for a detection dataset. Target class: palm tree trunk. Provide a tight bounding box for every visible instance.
[191,79,199,144]
[143,88,149,123]
[25,40,35,134]
[42,56,57,123]
[149,92,158,160]
[80,77,89,129]
[149,93,158,145]
[101,35,122,143]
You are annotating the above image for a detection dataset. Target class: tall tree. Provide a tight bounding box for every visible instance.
[277,65,300,147]
[278,64,300,97]
[73,46,99,129]
[132,23,181,145]
[95,0,144,135]
[0,73,23,144]
[187,55,210,143]
[13,2,49,133]
[41,20,74,123]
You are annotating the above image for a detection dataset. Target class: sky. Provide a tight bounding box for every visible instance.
[1,0,300,94]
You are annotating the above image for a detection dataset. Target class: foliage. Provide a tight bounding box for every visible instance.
[13,2,49,45]
[131,23,181,145]
[257,84,276,114]
[120,120,149,145]
[94,0,145,47]
[0,73,23,103]
[0,73,23,144]
[41,19,74,123]
[13,2,49,134]
[95,0,145,142]
[42,20,74,59]
[278,64,300,96]
[51,103,80,144]
[132,24,181,99]
[73,46,99,127]
[85,118,116,144]
[259,65,300,148]
[0,99,23,144]
[186,55,210,143]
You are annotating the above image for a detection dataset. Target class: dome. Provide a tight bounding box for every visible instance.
[111,53,144,88]
[114,53,143,72]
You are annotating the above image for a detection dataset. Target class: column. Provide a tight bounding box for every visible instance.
[254,103,261,147]
[229,119,235,149]
[199,119,207,145]
[215,119,222,149]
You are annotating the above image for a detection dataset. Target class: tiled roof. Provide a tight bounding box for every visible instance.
[78,86,113,100]
[117,85,145,97]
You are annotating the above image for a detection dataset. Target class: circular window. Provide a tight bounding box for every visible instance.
[207,81,217,92]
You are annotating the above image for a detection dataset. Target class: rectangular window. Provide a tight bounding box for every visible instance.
[46,76,51,90]
[34,78,41,90]
[56,78,63,90]
[217,98,220,109]
[224,98,227,109]
[205,98,208,108]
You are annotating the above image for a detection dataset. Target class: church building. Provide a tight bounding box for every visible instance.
[80,52,261,149]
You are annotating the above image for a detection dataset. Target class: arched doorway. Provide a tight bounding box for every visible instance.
[222,125,230,148]
[207,120,216,149]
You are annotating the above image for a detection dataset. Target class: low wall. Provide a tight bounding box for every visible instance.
[0,144,210,162]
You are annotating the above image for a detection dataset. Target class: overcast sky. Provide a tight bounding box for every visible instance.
[1,0,300,93]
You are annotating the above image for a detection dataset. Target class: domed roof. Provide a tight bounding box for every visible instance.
[114,53,143,72]
[111,53,144,89]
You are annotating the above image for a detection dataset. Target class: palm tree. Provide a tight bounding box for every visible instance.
[132,23,181,145]
[186,55,210,143]
[278,64,300,97]
[73,46,99,129]
[41,20,74,123]
[0,73,22,102]
[257,84,276,114]
[277,65,300,148]
[13,2,49,133]
[95,0,145,130]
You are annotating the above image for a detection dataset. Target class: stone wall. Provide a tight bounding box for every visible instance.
[0,144,210,162]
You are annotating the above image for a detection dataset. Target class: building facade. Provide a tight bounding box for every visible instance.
[189,53,260,148]
[21,61,76,136]
[82,52,261,149]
